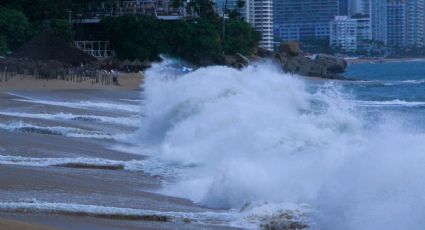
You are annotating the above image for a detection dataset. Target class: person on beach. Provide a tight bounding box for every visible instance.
[112,70,119,85]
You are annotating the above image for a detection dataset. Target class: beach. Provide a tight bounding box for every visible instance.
[0,75,240,230]
[0,73,143,91]
[0,218,59,230]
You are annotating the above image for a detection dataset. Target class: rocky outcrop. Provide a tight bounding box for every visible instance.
[263,42,347,79]
[223,53,250,69]
[276,42,346,79]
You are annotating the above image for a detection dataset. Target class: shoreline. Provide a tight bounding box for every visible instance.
[0,72,143,91]
[346,57,425,64]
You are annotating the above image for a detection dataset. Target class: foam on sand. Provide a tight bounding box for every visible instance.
[0,200,310,229]
[0,111,141,127]
[0,121,112,139]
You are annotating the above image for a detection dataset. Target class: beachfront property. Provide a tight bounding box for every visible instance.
[244,0,274,50]
[330,14,372,52]
[274,0,425,54]
[273,0,345,51]
[330,16,358,52]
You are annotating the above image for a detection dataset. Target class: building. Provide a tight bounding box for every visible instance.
[348,0,363,15]
[215,0,238,15]
[274,0,341,50]
[368,0,388,45]
[245,0,274,50]
[387,0,406,47]
[330,16,358,51]
[405,0,424,47]
[352,13,372,51]
[330,14,372,52]
[339,0,349,16]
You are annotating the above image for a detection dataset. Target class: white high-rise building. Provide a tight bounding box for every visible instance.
[245,0,273,50]
[330,16,358,51]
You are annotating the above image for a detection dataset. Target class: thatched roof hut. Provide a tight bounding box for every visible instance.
[11,32,97,66]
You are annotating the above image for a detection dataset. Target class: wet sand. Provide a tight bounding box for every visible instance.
[0,91,238,229]
[0,218,60,230]
[0,73,143,91]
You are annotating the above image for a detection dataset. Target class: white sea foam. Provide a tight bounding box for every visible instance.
[0,121,112,139]
[0,154,179,177]
[135,60,425,229]
[0,200,309,229]
[14,98,140,113]
[354,79,425,86]
[354,99,425,107]
[0,111,141,127]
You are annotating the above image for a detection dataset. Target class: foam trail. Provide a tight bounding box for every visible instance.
[0,111,141,127]
[352,79,425,86]
[0,121,112,139]
[0,201,310,229]
[14,98,140,113]
[353,99,425,107]
[136,60,425,229]
[0,155,179,177]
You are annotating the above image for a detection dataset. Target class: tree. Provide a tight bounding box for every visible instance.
[0,7,31,50]
[101,16,165,61]
[45,19,75,43]
[0,34,7,55]
[223,19,260,55]
[187,0,219,22]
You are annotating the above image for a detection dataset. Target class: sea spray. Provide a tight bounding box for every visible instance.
[137,60,425,229]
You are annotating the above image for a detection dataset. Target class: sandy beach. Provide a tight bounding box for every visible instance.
[0,219,60,230]
[0,87,239,230]
[0,72,143,91]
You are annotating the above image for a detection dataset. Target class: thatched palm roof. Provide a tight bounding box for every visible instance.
[11,32,97,66]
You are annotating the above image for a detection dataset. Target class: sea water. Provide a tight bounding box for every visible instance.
[136,60,425,229]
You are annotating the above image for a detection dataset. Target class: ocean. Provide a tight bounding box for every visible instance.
[1,60,425,229]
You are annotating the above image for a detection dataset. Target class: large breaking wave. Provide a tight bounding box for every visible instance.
[136,60,425,229]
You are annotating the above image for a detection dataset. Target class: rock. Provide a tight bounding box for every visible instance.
[279,41,301,56]
[235,53,250,66]
[257,47,274,58]
[223,53,250,69]
[315,54,347,73]
[272,43,347,79]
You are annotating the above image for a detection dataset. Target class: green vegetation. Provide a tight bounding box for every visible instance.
[43,19,75,43]
[102,15,259,63]
[0,7,30,52]
[0,0,260,63]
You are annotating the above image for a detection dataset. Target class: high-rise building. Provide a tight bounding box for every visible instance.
[352,13,372,51]
[330,16,358,51]
[366,0,424,48]
[387,0,406,47]
[330,14,372,52]
[245,0,274,50]
[274,0,340,44]
[405,0,424,47]
[369,0,387,44]
[339,0,349,16]
[215,0,238,14]
[348,0,363,15]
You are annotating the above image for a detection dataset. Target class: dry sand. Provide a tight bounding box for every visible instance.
[0,72,143,91]
[0,219,60,230]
